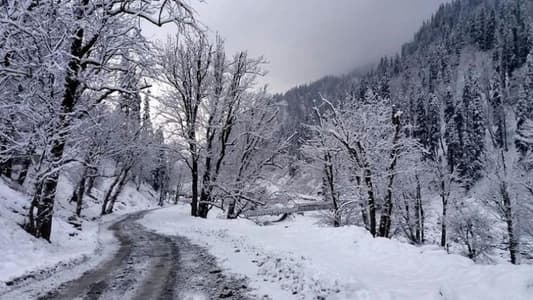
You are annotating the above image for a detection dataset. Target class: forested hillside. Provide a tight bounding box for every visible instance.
[2,0,533,298]
[1,1,533,293]
[278,0,533,264]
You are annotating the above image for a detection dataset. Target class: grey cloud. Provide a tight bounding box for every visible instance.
[144,0,450,92]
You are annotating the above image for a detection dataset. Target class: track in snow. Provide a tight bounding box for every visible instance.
[4,210,251,300]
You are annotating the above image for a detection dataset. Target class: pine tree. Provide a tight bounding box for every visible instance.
[447,102,464,174]
[413,92,428,148]
[514,0,530,67]
[443,86,459,173]
[470,79,485,172]
[489,74,506,150]
[118,54,142,125]
[380,78,391,100]
[524,52,533,95]
[515,84,531,155]
[137,92,155,189]
[142,93,154,136]
[460,70,485,187]
[516,85,529,124]
[444,87,455,124]
[514,52,533,156]
[476,8,486,49]
[485,9,496,50]
[427,93,441,157]
[428,62,439,93]
[498,24,515,76]
[154,128,168,205]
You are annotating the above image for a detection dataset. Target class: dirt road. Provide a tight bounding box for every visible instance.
[3,210,250,300]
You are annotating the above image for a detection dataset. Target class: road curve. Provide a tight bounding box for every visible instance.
[24,210,250,300]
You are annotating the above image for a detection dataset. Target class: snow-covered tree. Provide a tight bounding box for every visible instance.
[458,68,486,188]
[156,31,211,217]
[304,90,419,237]
[157,30,282,219]
[0,0,196,240]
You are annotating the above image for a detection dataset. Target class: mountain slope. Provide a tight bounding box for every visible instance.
[276,0,533,262]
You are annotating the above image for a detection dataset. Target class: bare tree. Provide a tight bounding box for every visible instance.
[198,43,268,218]
[157,32,277,218]
[0,0,196,240]
[157,31,212,217]
[221,90,290,219]
[303,90,418,237]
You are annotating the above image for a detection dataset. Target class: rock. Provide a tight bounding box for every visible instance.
[219,288,234,298]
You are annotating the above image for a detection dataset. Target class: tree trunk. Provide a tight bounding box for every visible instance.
[190,158,199,217]
[364,168,377,236]
[355,176,368,228]
[0,139,13,178]
[378,109,401,238]
[85,167,96,196]
[414,175,424,244]
[105,167,130,214]
[499,150,519,264]
[360,202,369,228]
[1,158,13,178]
[27,0,88,240]
[198,155,212,218]
[158,190,165,206]
[227,199,237,219]
[501,181,519,264]
[69,166,87,204]
[440,178,448,248]
[324,156,340,227]
[75,178,86,217]
[17,157,32,185]
[198,190,210,218]
[24,181,43,237]
[402,198,416,243]
[198,179,211,217]
[35,174,59,241]
[101,170,123,216]
[174,191,180,205]
[134,175,142,192]
[174,176,182,205]
[75,167,89,217]
[69,185,79,204]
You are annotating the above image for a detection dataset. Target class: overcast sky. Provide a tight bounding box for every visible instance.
[144,0,449,93]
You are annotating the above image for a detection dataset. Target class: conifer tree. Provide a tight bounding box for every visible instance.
[154,128,168,205]
[443,87,455,124]
[460,70,485,187]
[489,74,506,150]
[414,93,428,148]
[427,93,441,157]
[516,85,531,156]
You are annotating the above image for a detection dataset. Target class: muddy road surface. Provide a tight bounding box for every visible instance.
[3,210,250,300]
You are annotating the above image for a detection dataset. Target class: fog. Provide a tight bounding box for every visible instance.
[143,0,449,92]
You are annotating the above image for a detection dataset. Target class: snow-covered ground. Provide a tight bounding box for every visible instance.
[0,176,157,292]
[141,205,533,300]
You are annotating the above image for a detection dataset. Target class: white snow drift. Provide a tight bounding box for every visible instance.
[141,205,533,300]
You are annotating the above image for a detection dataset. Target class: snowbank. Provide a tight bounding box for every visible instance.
[0,177,157,291]
[141,205,533,300]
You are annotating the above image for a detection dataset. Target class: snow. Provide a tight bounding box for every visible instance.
[0,176,157,292]
[141,205,533,300]
[0,179,99,286]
